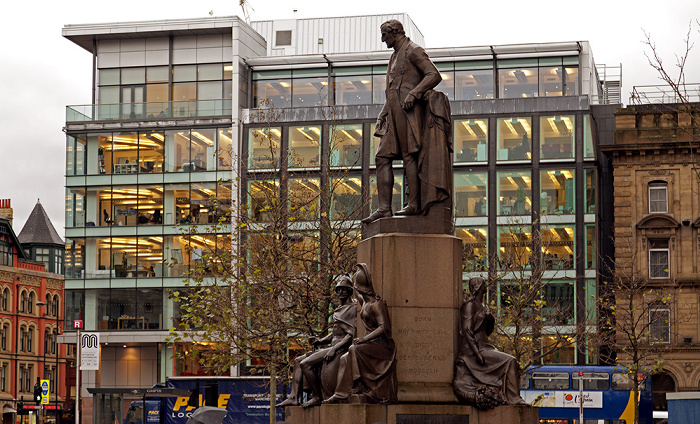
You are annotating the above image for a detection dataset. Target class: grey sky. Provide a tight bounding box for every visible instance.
[1,0,698,234]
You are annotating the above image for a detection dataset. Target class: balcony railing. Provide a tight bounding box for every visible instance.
[630,84,700,105]
[66,99,233,122]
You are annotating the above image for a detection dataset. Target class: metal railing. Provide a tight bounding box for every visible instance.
[66,99,233,122]
[629,84,700,105]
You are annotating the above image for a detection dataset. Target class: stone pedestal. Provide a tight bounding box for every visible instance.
[357,231,462,403]
[284,404,538,424]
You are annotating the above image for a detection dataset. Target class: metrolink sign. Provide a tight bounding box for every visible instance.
[80,333,100,370]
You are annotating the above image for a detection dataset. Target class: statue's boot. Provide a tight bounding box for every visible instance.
[361,208,392,224]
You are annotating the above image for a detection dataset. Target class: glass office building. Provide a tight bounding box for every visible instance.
[63,13,618,401]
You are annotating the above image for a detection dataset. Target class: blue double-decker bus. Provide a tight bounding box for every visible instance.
[520,366,653,424]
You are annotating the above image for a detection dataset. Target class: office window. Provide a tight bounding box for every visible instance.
[217,127,233,170]
[649,239,670,279]
[585,224,596,269]
[542,281,575,324]
[65,238,85,280]
[649,303,671,343]
[434,63,455,100]
[248,127,281,169]
[288,126,321,168]
[293,77,328,107]
[329,124,362,167]
[369,123,380,167]
[454,119,488,163]
[497,117,531,161]
[455,61,493,100]
[583,115,595,158]
[330,177,362,221]
[540,116,574,160]
[540,169,575,215]
[138,132,165,173]
[539,65,563,97]
[498,61,538,98]
[455,227,488,271]
[454,172,488,217]
[372,65,388,104]
[253,70,292,108]
[649,182,668,213]
[541,226,575,270]
[497,171,531,216]
[334,74,372,105]
[288,178,320,220]
[564,65,579,96]
[247,179,280,222]
[498,225,532,270]
[585,169,596,213]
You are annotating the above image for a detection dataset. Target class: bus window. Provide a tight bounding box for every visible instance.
[572,372,610,390]
[572,420,620,424]
[532,372,570,390]
[540,420,569,424]
[611,373,635,390]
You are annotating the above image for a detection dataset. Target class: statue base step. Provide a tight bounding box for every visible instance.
[283,404,539,424]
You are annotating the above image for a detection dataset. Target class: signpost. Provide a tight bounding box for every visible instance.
[41,380,49,405]
[578,371,584,424]
[74,320,82,424]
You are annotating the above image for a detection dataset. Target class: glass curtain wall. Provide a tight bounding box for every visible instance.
[454,119,488,163]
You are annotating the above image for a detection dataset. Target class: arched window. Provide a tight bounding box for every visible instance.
[46,294,51,316]
[649,181,668,213]
[52,330,58,355]
[44,329,50,355]
[1,324,7,350]
[52,295,59,318]
[27,292,34,314]
[1,288,7,311]
[27,327,33,353]
[19,327,25,352]
[19,291,26,313]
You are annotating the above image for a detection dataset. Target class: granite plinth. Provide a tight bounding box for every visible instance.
[283,404,539,424]
[357,233,462,403]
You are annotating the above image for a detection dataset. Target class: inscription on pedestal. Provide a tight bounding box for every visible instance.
[397,415,467,424]
[392,307,456,384]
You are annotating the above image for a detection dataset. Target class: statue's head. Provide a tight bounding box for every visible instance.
[334,274,353,296]
[380,20,405,49]
[468,276,487,297]
[380,20,405,36]
[353,263,376,298]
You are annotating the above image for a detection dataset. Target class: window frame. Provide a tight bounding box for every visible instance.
[648,182,669,213]
[648,239,670,279]
[649,303,671,344]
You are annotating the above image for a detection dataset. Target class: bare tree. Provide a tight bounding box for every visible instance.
[596,234,688,424]
[458,216,592,376]
[167,99,363,423]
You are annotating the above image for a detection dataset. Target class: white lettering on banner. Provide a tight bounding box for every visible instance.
[80,333,100,370]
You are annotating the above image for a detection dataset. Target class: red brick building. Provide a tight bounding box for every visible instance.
[0,200,66,424]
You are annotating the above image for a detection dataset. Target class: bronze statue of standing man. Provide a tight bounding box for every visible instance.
[363,20,453,224]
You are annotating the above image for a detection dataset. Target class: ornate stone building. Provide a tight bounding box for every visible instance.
[603,103,700,409]
[0,200,66,424]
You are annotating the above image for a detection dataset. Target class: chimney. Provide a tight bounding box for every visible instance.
[0,199,13,227]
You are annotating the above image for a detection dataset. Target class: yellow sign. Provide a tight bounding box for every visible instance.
[40,379,49,405]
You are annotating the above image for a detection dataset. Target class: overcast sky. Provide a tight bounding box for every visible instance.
[1,0,699,234]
